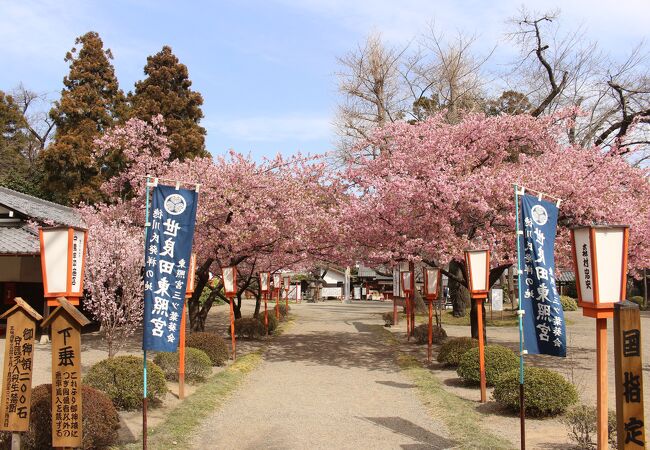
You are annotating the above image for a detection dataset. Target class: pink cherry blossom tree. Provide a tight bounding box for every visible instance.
[343,111,650,332]
[81,203,144,357]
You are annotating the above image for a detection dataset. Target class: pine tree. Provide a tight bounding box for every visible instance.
[41,31,125,205]
[129,46,208,160]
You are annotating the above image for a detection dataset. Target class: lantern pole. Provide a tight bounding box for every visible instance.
[264,291,269,335]
[476,294,487,403]
[596,317,607,448]
[514,184,526,449]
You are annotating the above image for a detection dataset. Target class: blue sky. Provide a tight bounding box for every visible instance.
[1,0,649,160]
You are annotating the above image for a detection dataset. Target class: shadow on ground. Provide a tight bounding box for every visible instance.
[263,330,399,372]
[360,416,458,449]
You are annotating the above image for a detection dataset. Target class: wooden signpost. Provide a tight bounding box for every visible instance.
[614,301,645,449]
[0,298,42,449]
[41,297,90,449]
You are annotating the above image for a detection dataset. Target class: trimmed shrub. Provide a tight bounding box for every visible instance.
[628,296,645,309]
[257,311,278,334]
[83,356,167,410]
[230,317,265,339]
[186,332,229,366]
[276,303,290,319]
[560,295,578,311]
[382,312,394,326]
[437,337,478,367]
[153,347,212,383]
[457,344,518,386]
[413,324,447,345]
[493,367,578,417]
[0,384,120,449]
[562,404,617,449]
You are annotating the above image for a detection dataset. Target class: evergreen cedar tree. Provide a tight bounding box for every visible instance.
[42,31,126,205]
[0,91,32,191]
[129,45,209,161]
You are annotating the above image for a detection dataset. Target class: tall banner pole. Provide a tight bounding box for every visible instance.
[142,176,152,450]
[179,298,186,400]
[514,184,526,449]
[141,181,199,450]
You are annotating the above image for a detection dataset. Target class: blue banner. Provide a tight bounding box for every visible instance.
[519,194,566,357]
[143,184,198,352]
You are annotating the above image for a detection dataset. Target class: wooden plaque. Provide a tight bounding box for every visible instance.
[614,301,645,449]
[42,298,89,449]
[0,299,40,431]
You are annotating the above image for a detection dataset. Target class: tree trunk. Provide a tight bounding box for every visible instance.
[253,293,261,318]
[234,295,242,320]
[448,259,470,317]
[470,299,487,341]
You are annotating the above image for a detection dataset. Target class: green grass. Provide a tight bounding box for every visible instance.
[376,326,515,449]
[120,352,263,450]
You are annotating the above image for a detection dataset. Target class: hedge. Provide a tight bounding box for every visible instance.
[457,344,518,386]
[153,347,212,383]
[493,367,578,417]
[186,332,230,366]
[83,356,167,410]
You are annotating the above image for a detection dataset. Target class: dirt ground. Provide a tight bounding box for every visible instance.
[1,300,646,448]
[0,299,266,444]
[393,307,650,449]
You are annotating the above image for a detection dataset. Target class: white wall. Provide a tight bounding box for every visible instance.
[322,270,345,285]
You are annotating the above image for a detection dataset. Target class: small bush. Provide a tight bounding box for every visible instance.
[153,347,212,383]
[186,332,230,366]
[562,404,617,449]
[437,337,478,367]
[276,303,290,318]
[256,310,278,334]
[457,344,518,386]
[413,324,447,345]
[493,367,578,417]
[628,296,645,309]
[1,384,120,449]
[230,317,265,339]
[83,356,167,410]
[560,295,578,311]
[382,312,395,326]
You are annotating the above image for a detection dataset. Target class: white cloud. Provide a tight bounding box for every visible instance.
[205,114,333,143]
[274,0,650,53]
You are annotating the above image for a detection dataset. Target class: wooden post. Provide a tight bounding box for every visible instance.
[0,298,42,443]
[229,296,236,360]
[596,317,608,449]
[275,290,280,320]
[393,298,398,326]
[427,300,433,362]
[614,301,645,449]
[264,292,269,336]
[179,299,187,400]
[40,297,90,449]
[476,297,487,403]
[406,293,411,341]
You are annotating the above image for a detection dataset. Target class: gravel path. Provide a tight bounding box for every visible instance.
[191,301,454,449]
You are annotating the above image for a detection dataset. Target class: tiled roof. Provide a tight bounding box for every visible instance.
[557,270,575,283]
[0,224,39,255]
[0,186,84,228]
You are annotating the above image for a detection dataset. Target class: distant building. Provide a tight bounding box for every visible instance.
[0,187,85,316]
